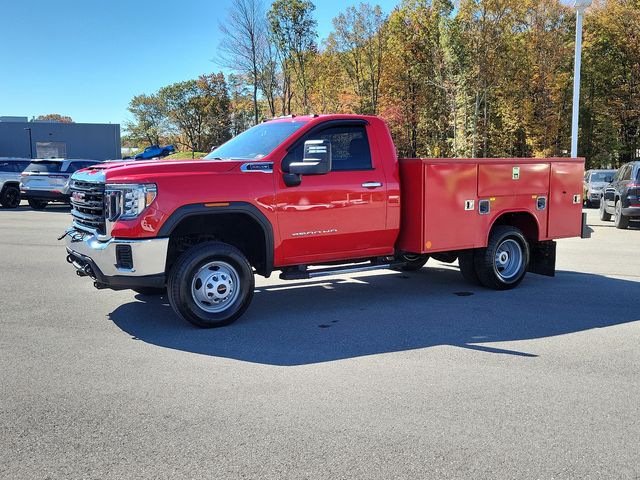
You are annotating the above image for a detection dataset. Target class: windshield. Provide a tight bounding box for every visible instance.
[205,121,307,160]
[590,171,615,182]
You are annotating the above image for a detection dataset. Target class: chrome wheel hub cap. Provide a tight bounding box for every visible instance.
[494,239,523,281]
[191,261,240,313]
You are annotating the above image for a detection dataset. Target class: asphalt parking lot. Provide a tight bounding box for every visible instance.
[1,205,639,479]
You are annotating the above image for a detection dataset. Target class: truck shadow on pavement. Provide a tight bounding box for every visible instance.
[109,267,639,365]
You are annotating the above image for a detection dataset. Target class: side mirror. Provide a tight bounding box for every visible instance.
[289,139,332,175]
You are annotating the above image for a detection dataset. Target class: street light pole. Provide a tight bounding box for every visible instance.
[24,127,33,159]
[571,0,592,158]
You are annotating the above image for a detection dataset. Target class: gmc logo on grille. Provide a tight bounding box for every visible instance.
[71,191,86,202]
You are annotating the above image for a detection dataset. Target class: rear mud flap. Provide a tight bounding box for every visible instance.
[528,240,556,277]
[581,212,593,239]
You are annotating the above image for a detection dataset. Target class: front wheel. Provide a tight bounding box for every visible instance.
[28,199,48,210]
[474,226,529,290]
[0,185,21,208]
[167,241,254,328]
[614,200,630,229]
[599,198,612,221]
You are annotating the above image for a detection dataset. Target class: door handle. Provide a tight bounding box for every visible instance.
[362,182,383,189]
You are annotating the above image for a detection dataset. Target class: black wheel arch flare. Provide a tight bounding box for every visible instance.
[157,202,275,277]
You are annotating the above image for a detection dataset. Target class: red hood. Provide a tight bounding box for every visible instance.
[86,158,241,183]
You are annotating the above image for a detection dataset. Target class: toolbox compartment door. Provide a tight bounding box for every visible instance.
[397,160,479,253]
[547,162,584,239]
[478,163,550,197]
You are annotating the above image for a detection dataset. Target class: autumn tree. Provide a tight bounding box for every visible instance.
[158,74,231,153]
[227,73,256,135]
[35,114,74,123]
[218,0,268,124]
[124,94,168,146]
[128,0,640,167]
[581,0,640,167]
[329,3,388,114]
[381,0,454,157]
[268,0,318,113]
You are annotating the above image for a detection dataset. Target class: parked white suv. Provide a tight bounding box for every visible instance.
[0,158,30,208]
[20,159,102,209]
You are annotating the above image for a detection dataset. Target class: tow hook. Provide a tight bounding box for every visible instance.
[59,229,85,243]
[93,281,107,290]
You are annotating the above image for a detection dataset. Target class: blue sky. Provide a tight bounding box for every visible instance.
[0,0,400,127]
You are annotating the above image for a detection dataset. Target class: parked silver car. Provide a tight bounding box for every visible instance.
[0,158,31,208]
[20,159,102,210]
[583,169,616,207]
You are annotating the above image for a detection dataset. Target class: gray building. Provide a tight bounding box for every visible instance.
[0,116,121,161]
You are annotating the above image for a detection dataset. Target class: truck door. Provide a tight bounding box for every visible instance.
[275,122,390,264]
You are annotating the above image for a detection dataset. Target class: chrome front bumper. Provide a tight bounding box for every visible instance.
[64,228,169,278]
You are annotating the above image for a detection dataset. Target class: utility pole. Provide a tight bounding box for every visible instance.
[24,127,33,159]
[571,0,592,158]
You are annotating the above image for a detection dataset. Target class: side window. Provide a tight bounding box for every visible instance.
[0,161,26,173]
[622,165,632,181]
[283,125,372,172]
[613,168,622,182]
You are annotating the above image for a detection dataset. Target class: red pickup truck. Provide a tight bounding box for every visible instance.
[63,115,588,327]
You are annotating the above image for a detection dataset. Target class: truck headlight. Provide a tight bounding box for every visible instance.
[105,183,157,221]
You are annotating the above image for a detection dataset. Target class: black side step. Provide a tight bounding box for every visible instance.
[279,260,404,280]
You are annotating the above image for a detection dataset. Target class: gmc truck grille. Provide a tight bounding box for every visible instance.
[70,180,106,234]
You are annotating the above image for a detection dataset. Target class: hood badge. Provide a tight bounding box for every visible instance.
[241,162,273,173]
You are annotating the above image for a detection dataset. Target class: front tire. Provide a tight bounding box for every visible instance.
[28,199,48,210]
[614,200,630,229]
[599,198,612,221]
[0,185,21,208]
[474,226,529,290]
[167,241,254,328]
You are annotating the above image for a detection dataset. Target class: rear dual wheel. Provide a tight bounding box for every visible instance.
[458,226,529,290]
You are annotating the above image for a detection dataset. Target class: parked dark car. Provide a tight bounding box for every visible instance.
[599,161,640,229]
[583,169,615,207]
